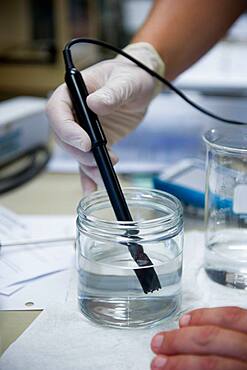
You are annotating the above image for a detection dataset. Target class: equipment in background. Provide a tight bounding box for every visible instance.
[153,159,205,213]
[0,97,50,194]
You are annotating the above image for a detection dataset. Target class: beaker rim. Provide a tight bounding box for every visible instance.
[203,127,247,153]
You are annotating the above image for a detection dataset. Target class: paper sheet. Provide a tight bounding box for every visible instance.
[0,208,76,310]
[0,209,75,293]
[0,244,73,292]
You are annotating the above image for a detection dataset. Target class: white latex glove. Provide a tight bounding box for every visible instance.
[46,42,165,193]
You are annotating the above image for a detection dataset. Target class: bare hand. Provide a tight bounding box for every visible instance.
[151,306,247,369]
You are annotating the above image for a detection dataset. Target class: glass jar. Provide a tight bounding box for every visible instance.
[76,187,183,328]
[203,127,247,289]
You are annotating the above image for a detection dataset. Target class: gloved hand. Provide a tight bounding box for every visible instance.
[46,42,165,193]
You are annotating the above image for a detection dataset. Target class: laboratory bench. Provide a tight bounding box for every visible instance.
[0,171,204,356]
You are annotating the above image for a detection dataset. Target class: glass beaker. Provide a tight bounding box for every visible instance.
[203,127,247,289]
[76,187,183,328]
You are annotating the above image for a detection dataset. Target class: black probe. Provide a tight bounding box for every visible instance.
[63,48,161,294]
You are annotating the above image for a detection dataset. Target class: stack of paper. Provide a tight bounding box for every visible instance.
[0,207,76,310]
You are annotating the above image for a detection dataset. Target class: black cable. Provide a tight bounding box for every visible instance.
[0,146,51,194]
[63,37,246,294]
[64,37,247,126]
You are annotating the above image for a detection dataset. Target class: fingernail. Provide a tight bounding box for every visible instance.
[152,355,168,369]
[152,334,164,351]
[180,314,191,327]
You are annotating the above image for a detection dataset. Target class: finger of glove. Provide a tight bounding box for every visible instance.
[80,164,103,188]
[55,133,118,171]
[54,133,96,166]
[79,167,97,195]
[86,67,148,116]
[46,84,91,152]
[100,108,145,145]
[79,147,118,183]
[81,61,110,95]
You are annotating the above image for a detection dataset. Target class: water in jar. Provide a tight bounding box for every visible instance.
[77,237,182,328]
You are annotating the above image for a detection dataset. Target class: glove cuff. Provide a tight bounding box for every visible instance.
[118,42,165,96]
[122,42,165,76]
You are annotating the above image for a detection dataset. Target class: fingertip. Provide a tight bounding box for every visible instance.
[67,122,92,152]
[81,135,92,152]
[86,91,116,116]
[151,334,164,353]
[179,314,191,327]
[79,168,97,195]
[86,94,104,115]
[151,355,168,370]
[64,127,91,153]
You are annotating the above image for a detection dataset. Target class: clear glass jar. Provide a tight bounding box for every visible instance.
[203,127,247,289]
[76,187,183,328]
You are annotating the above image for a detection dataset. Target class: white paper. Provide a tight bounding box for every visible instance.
[0,209,76,309]
[0,210,75,293]
[0,284,24,297]
[0,270,72,310]
[0,209,75,310]
[0,206,28,239]
[0,244,73,291]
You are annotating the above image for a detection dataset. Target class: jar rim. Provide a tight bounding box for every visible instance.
[77,187,183,229]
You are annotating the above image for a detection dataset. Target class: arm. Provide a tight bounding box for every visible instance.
[46,0,247,194]
[133,0,247,80]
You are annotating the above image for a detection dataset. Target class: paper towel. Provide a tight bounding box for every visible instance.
[1,232,247,370]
